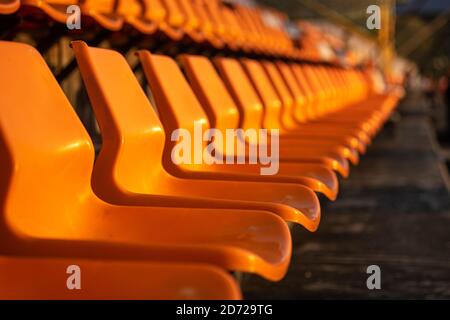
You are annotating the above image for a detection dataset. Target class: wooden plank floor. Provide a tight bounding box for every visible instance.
[243,93,450,299]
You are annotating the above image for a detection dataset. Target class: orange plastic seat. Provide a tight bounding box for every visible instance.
[0,0,19,14]
[261,60,366,154]
[190,0,224,48]
[144,0,184,40]
[240,58,360,165]
[71,41,320,231]
[181,54,339,200]
[174,0,204,43]
[20,0,123,30]
[201,0,230,48]
[294,64,398,143]
[81,0,124,31]
[21,0,72,24]
[218,4,246,51]
[317,66,395,131]
[214,57,350,177]
[0,40,292,281]
[0,257,241,299]
[293,64,381,133]
[116,0,158,34]
[234,4,265,54]
[138,50,326,230]
[276,61,372,148]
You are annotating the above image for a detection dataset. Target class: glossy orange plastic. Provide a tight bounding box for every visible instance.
[240,58,360,166]
[181,54,339,201]
[0,0,19,14]
[0,40,292,281]
[261,61,365,154]
[191,0,224,48]
[276,61,372,148]
[81,0,124,30]
[291,64,394,138]
[155,0,186,40]
[21,0,73,23]
[145,0,183,40]
[219,5,246,50]
[21,0,123,29]
[0,257,242,299]
[72,40,329,256]
[214,57,350,177]
[201,0,228,45]
[135,49,322,230]
[117,0,158,34]
[70,41,321,231]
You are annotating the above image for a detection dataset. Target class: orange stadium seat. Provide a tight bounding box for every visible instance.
[241,58,360,165]
[0,0,19,14]
[214,57,350,177]
[0,40,292,281]
[0,0,404,301]
[0,258,241,299]
[276,61,372,148]
[116,0,158,35]
[71,40,321,231]
[138,50,325,230]
[180,54,339,200]
[260,61,366,154]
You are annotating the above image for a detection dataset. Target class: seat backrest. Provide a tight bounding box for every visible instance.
[240,59,282,130]
[116,0,143,20]
[214,57,264,130]
[160,0,185,28]
[276,62,309,122]
[72,41,166,196]
[180,54,251,156]
[143,0,167,23]
[301,65,326,101]
[180,54,240,132]
[0,41,94,238]
[261,61,297,130]
[81,0,124,30]
[290,64,315,104]
[139,50,210,133]
[177,0,200,32]
[202,0,225,37]
[21,0,75,23]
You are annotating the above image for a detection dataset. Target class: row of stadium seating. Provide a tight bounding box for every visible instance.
[1,0,299,59]
[0,0,403,299]
[0,38,400,299]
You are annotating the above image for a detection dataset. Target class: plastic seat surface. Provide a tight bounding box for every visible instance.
[0,41,291,281]
[181,54,339,200]
[21,0,124,30]
[116,0,158,34]
[21,0,73,23]
[240,58,360,165]
[276,61,372,146]
[81,0,124,30]
[214,57,350,177]
[261,61,366,154]
[0,0,20,14]
[156,0,185,40]
[293,64,381,132]
[0,257,241,299]
[71,41,320,231]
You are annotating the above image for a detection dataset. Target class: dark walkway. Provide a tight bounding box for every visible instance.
[243,93,450,299]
